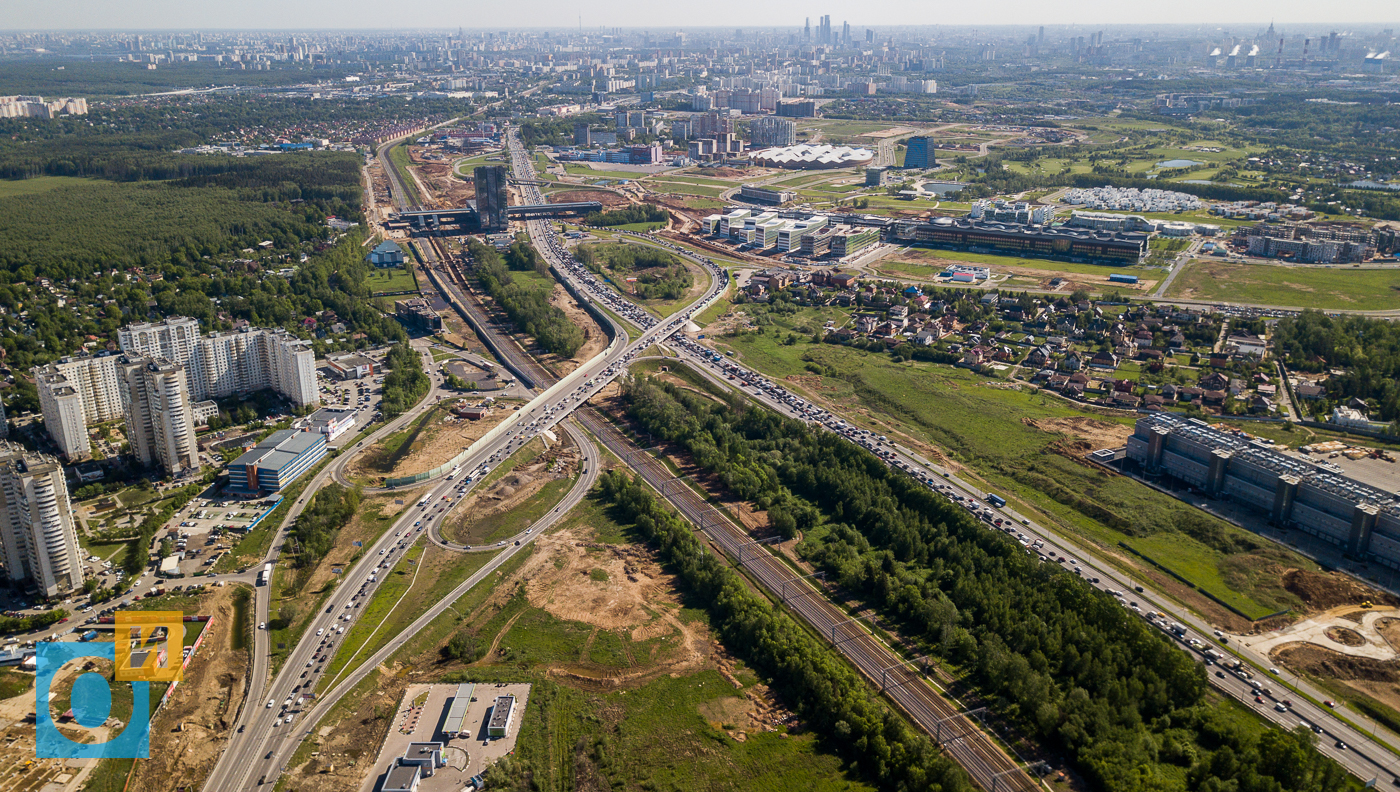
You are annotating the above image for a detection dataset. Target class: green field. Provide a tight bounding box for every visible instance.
[446,476,576,546]
[877,246,1158,280]
[1167,259,1400,310]
[561,163,653,180]
[645,180,727,198]
[708,308,1318,622]
[0,175,97,198]
[364,265,417,294]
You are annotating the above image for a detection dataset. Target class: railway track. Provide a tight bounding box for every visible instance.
[573,407,1041,792]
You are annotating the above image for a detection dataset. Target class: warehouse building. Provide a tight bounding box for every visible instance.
[227,429,328,495]
[1125,414,1400,567]
[739,184,796,205]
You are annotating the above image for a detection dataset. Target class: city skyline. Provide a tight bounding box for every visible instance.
[9,1,1399,32]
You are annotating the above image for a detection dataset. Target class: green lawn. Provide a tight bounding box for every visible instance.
[562,163,653,180]
[1167,259,1400,310]
[712,310,1317,621]
[877,247,1158,281]
[365,266,417,294]
[645,180,728,198]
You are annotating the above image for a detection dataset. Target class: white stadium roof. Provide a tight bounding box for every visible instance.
[752,143,875,170]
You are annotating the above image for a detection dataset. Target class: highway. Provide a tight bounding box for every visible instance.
[658,330,1400,785]
[203,125,728,791]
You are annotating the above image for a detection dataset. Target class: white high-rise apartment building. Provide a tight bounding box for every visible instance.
[120,357,200,477]
[33,352,125,460]
[118,317,202,390]
[0,444,84,597]
[121,319,320,408]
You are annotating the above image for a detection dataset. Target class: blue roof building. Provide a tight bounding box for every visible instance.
[366,240,405,268]
[227,430,327,495]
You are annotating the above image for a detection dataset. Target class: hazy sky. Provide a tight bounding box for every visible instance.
[16,0,1399,31]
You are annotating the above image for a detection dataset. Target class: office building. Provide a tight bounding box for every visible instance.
[739,184,796,205]
[227,429,328,495]
[33,353,125,459]
[903,137,935,169]
[119,357,200,477]
[0,444,84,598]
[749,116,796,148]
[573,122,591,146]
[474,165,509,233]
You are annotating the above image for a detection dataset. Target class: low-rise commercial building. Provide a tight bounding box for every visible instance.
[395,298,442,332]
[227,429,328,495]
[889,217,1148,263]
[326,353,376,380]
[488,695,517,738]
[298,407,359,442]
[738,184,795,205]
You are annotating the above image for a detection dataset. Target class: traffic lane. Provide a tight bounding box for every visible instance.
[670,345,1399,781]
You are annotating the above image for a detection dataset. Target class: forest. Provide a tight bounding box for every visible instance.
[582,204,668,227]
[516,114,606,147]
[595,471,973,792]
[467,239,585,358]
[290,483,362,569]
[1272,311,1400,425]
[616,374,1352,792]
[380,342,430,419]
[575,243,694,301]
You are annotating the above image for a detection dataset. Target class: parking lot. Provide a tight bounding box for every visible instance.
[318,367,386,446]
[158,497,281,577]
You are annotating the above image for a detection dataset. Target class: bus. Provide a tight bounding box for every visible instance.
[447,466,461,480]
[986,493,1006,509]
[417,497,430,509]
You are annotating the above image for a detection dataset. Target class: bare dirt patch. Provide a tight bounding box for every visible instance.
[346,402,517,486]
[1283,568,1397,612]
[1272,643,1400,715]
[128,585,252,792]
[443,436,582,545]
[1380,618,1400,653]
[1023,416,1133,450]
[550,189,630,208]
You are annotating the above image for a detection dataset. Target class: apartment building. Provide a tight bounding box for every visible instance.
[120,319,319,408]
[120,357,200,477]
[0,444,84,598]
[33,352,125,460]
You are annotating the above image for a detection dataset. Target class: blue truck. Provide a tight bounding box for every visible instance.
[986,493,1006,509]
[79,630,99,642]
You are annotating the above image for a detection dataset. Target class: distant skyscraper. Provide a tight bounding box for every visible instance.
[903,136,936,169]
[573,122,591,146]
[475,165,509,232]
[0,443,84,598]
[805,18,810,40]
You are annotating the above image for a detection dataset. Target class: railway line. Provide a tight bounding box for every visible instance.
[573,406,1040,792]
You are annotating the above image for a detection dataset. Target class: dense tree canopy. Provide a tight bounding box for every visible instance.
[467,239,584,358]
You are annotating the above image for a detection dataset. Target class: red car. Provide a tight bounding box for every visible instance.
[1324,700,1336,708]
[58,618,69,623]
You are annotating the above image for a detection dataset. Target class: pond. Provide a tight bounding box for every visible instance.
[918,181,967,196]
[1157,159,1203,169]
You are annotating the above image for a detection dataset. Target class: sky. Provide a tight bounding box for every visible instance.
[15,0,1399,31]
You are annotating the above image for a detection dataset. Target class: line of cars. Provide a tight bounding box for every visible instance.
[669,335,1392,775]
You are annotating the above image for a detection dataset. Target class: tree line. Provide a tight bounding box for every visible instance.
[617,374,1352,792]
[290,483,362,570]
[467,239,585,358]
[582,204,667,227]
[575,243,693,301]
[380,341,430,419]
[595,470,974,792]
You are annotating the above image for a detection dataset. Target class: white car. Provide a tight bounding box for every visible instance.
[259,622,266,630]
[316,628,323,636]
[267,699,274,708]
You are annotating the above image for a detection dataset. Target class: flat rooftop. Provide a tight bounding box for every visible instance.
[229,429,323,473]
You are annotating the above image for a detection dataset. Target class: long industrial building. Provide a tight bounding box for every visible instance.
[889,217,1148,263]
[226,429,328,495]
[1125,414,1400,569]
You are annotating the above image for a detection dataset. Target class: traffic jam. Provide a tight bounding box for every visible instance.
[665,332,1390,772]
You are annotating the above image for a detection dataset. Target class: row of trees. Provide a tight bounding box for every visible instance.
[595,470,973,792]
[467,239,585,358]
[380,342,430,419]
[581,204,667,227]
[290,483,362,569]
[617,375,1350,792]
[575,243,693,301]
[122,482,203,578]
